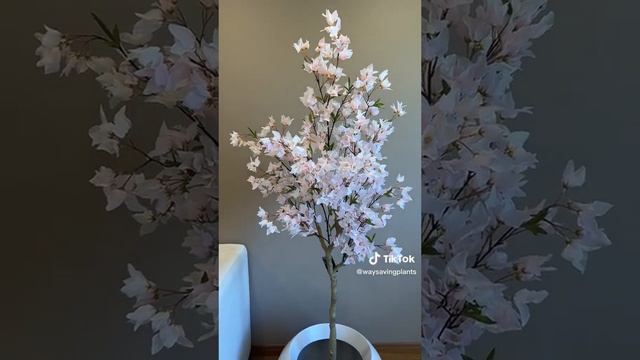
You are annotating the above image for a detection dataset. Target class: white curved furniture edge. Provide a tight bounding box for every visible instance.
[219,244,251,360]
[278,323,381,360]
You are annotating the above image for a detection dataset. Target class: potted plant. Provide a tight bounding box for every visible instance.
[229,9,412,360]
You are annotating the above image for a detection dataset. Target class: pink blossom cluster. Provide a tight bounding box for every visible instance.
[35,0,219,353]
[231,9,411,266]
[421,1,611,358]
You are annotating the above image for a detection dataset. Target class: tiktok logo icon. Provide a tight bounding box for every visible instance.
[369,252,381,265]
[368,251,416,265]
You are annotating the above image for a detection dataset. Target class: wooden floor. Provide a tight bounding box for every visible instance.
[250,344,421,360]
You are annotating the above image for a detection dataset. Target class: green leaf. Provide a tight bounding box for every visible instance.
[441,79,451,95]
[366,233,376,243]
[524,223,548,236]
[307,144,314,157]
[422,241,439,256]
[462,302,496,325]
[526,208,548,226]
[91,12,114,42]
[485,348,496,360]
[334,222,343,235]
[504,1,514,16]
[112,24,121,45]
[200,271,209,283]
[522,208,549,236]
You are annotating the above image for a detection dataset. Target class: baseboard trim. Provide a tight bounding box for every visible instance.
[251,345,283,356]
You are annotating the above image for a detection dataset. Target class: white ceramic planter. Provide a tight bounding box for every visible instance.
[278,323,381,360]
[219,244,251,360]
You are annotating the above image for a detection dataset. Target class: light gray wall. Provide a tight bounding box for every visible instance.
[1,1,214,359]
[470,1,640,359]
[219,0,422,346]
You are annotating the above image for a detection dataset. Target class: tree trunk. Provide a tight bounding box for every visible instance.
[328,267,337,360]
[325,247,338,360]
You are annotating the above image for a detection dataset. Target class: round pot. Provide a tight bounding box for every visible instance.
[278,323,381,360]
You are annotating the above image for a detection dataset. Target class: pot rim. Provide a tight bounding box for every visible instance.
[278,323,381,360]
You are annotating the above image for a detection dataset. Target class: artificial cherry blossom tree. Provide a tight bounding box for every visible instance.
[420,1,612,358]
[230,10,411,360]
[35,0,219,354]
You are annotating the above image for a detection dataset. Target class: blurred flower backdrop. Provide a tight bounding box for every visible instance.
[420,1,611,359]
[35,0,218,354]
